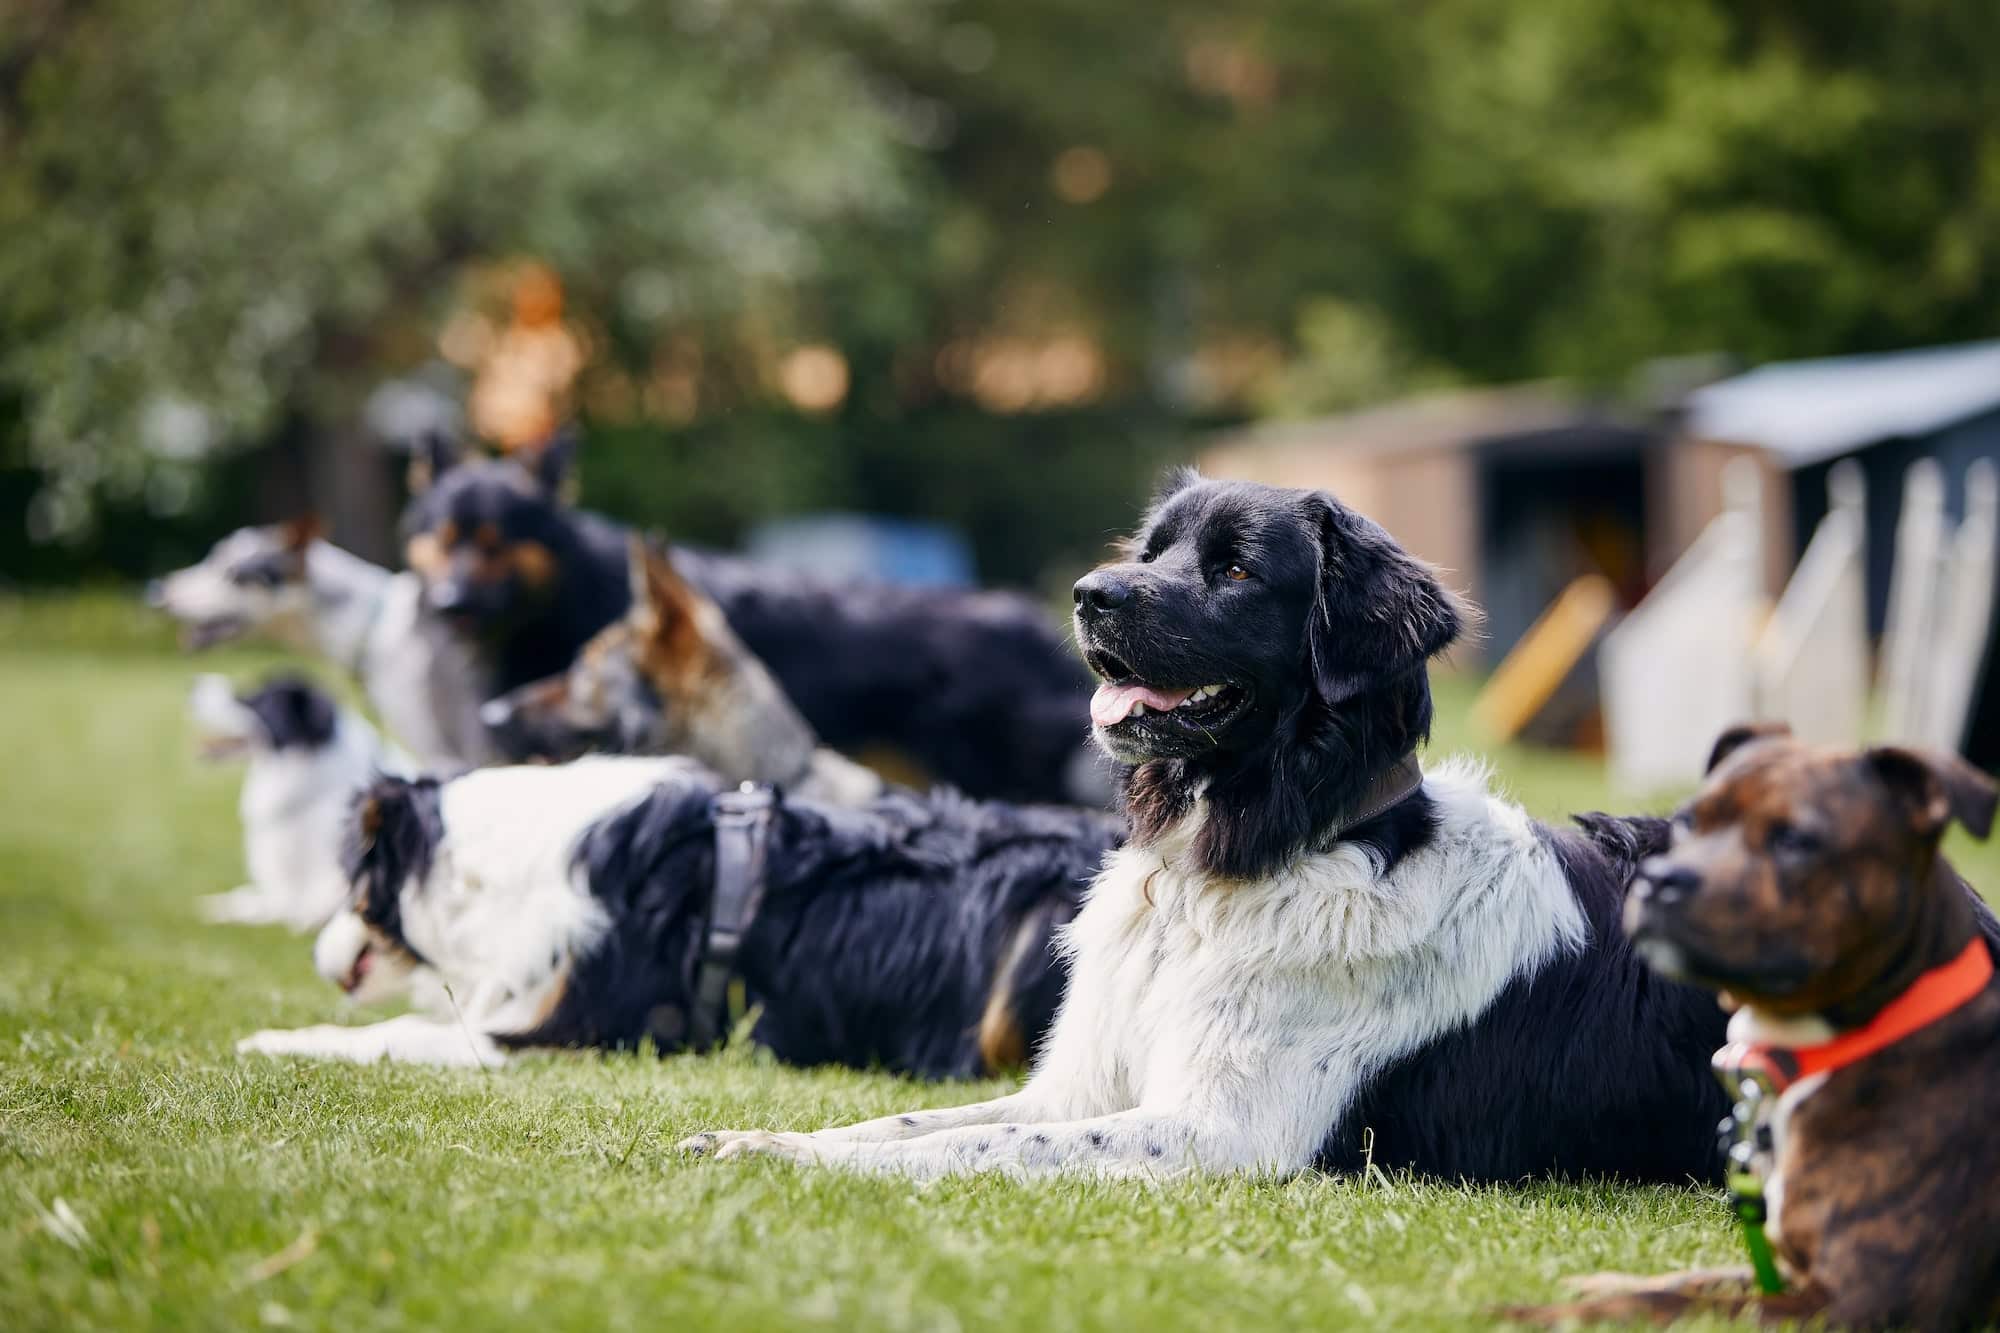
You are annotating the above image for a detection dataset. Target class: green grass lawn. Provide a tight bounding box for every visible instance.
[5,595,1992,1331]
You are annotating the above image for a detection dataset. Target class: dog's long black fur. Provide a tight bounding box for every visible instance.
[405,446,1097,804]
[352,769,1125,1075]
[1321,814,1730,1181]
[1076,473,1730,1184]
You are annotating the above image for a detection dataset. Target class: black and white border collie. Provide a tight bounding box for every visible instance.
[190,673,406,930]
[236,756,1123,1072]
[683,473,1730,1183]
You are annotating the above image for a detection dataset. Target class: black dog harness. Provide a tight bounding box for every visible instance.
[688,782,779,1049]
[684,755,1426,1047]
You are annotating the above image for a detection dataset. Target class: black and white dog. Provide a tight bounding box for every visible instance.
[402,435,1107,805]
[149,518,498,768]
[683,472,1729,1183]
[190,673,406,930]
[236,756,1123,1071]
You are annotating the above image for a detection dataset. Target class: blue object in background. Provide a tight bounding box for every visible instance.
[746,514,977,588]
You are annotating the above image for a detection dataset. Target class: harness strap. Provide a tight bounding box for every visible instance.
[688,782,778,1050]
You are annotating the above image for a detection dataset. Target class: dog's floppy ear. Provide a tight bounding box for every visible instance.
[1865,746,1999,842]
[1706,722,1792,774]
[407,430,462,495]
[1307,494,1468,704]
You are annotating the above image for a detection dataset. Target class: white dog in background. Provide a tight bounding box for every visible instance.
[190,673,407,930]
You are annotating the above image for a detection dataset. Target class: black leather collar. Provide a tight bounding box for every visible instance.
[1316,752,1426,849]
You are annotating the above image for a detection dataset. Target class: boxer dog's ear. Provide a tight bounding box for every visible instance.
[1706,722,1792,774]
[1865,746,1999,842]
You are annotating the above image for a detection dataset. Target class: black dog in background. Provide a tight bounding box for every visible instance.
[402,433,1103,805]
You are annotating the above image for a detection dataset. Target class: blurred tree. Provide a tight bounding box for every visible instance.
[0,0,915,545]
[5,0,1997,581]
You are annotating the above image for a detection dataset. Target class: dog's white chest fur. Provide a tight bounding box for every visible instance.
[1055,761,1589,1145]
[1725,1007,1833,1250]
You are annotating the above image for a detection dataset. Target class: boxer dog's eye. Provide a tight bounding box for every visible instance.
[1765,822,1822,859]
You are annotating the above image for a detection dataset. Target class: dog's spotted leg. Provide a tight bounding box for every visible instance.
[236,1015,503,1069]
[680,1089,1062,1159]
[689,1108,1259,1181]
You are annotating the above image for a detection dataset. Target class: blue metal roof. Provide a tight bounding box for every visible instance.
[1686,338,2000,466]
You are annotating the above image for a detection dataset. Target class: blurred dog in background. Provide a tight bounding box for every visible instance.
[189,673,406,930]
[150,517,497,768]
[480,538,881,805]
[403,433,1107,805]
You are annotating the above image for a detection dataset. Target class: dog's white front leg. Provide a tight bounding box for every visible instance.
[681,1088,1060,1158]
[693,1037,1358,1181]
[199,885,288,925]
[236,1015,503,1069]
[695,1107,1240,1181]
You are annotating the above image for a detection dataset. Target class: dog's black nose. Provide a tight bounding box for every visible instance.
[1636,861,1700,906]
[1073,571,1133,614]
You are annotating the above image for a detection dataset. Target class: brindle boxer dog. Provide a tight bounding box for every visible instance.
[1512,723,2000,1330]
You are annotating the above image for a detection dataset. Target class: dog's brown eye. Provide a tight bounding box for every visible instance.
[1225,564,1250,581]
[1767,823,1821,858]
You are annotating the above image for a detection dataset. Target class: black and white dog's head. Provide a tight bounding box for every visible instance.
[1073,470,1468,877]
[314,756,709,1011]
[316,773,445,1001]
[148,518,324,650]
[188,672,339,762]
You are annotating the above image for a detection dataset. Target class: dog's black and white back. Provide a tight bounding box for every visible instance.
[189,673,406,930]
[685,473,1728,1183]
[238,756,1123,1073]
[402,438,1107,805]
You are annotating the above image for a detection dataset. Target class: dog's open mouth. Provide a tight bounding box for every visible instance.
[196,734,252,762]
[1084,651,1249,734]
[183,616,248,651]
[338,943,376,995]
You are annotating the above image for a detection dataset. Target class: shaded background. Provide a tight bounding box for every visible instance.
[4,0,1997,605]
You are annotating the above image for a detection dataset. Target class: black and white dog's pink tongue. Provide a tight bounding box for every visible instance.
[1090,681,1195,727]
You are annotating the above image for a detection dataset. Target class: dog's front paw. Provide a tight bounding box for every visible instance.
[236,1026,346,1059]
[200,888,276,925]
[679,1129,814,1163]
[237,1028,309,1057]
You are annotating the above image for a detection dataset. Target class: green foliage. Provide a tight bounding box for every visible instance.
[0,0,914,540]
[4,0,1998,561]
